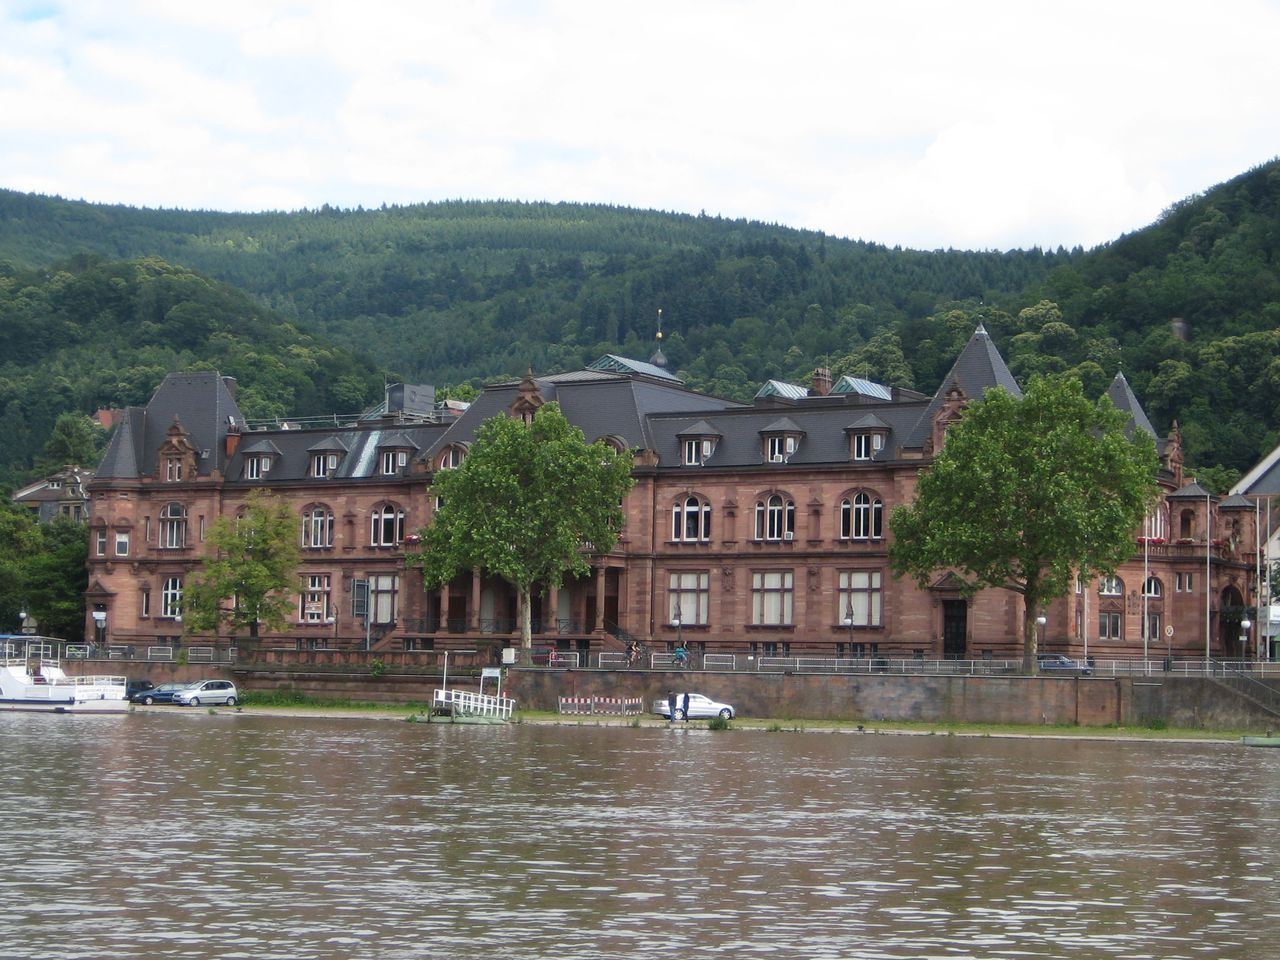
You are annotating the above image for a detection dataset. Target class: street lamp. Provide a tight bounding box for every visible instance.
[1241,618,1252,664]
[92,610,107,650]
[1036,613,1047,651]
[843,603,854,656]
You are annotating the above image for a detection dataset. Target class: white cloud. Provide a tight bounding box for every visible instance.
[0,0,1277,247]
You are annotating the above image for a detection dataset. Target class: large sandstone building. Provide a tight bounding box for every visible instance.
[84,328,1265,664]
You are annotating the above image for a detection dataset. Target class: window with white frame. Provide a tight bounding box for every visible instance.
[302,506,334,549]
[1099,611,1122,639]
[311,452,341,478]
[840,492,884,540]
[672,496,711,542]
[1098,575,1123,596]
[94,529,107,556]
[839,570,882,627]
[751,570,793,625]
[300,574,332,623]
[1145,508,1167,540]
[160,502,186,549]
[381,450,408,475]
[1142,576,1163,598]
[439,446,465,469]
[1143,612,1161,643]
[114,530,129,557]
[370,574,399,625]
[766,435,797,463]
[371,504,406,546]
[754,495,795,541]
[1176,572,1194,592]
[668,571,710,626]
[140,589,150,619]
[245,455,272,480]
[162,577,183,618]
[683,438,715,466]
[852,433,884,461]
[165,458,183,482]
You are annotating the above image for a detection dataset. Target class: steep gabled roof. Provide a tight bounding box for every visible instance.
[1106,371,1157,439]
[904,324,1020,448]
[754,379,809,401]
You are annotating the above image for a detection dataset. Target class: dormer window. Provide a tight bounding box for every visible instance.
[439,445,466,470]
[852,433,884,461]
[683,438,716,466]
[381,450,409,475]
[766,436,797,463]
[311,453,340,478]
[165,458,183,482]
[245,455,272,480]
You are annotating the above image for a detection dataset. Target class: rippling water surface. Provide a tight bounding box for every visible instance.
[3,712,1280,959]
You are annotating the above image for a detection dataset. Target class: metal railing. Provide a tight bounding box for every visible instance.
[432,687,515,721]
[558,696,644,716]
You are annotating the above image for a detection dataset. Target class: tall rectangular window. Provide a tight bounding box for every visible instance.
[1099,612,1122,639]
[839,570,882,627]
[300,574,332,623]
[162,577,183,619]
[370,575,399,625]
[751,570,793,625]
[114,531,130,557]
[668,571,710,626]
[95,529,107,556]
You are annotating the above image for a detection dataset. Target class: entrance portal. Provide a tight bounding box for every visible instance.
[943,600,968,659]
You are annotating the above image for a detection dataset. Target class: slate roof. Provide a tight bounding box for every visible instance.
[1169,480,1215,499]
[224,421,451,482]
[1232,441,1280,498]
[903,324,1022,449]
[1106,372,1157,439]
[94,372,243,480]
[429,368,742,458]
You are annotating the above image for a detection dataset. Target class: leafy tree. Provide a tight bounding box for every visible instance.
[21,517,88,640]
[34,413,106,475]
[0,500,42,632]
[182,489,302,644]
[889,376,1160,673]
[412,403,635,648]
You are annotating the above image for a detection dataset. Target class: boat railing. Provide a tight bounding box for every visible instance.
[432,687,515,721]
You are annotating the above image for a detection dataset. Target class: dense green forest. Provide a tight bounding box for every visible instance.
[0,256,383,485]
[1,157,1278,488]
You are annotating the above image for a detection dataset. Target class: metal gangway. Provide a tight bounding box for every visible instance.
[431,687,515,721]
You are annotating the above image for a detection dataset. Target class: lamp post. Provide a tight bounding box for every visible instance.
[92,610,107,652]
[1036,614,1047,667]
[843,605,854,656]
[1241,618,1252,665]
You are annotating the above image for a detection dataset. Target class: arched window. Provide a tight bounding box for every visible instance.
[840,492,884,540]
[754,494,795,541]
[160,502,187,549]
[1180,509,1195,540]
[1145,508,1167,540]
[302,505,335,549]
[371,503,406,546]
[1099,575,1123,596]
[671,496,711,542]
[1143,576,1163,598]
[439,445,466,470]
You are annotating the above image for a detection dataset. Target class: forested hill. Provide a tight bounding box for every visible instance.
[2,157,1279,486]
[0,192,1070,391]
[0,256,384,486]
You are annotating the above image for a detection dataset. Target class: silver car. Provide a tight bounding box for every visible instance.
[654,692,735,720]
[173,679,239,706]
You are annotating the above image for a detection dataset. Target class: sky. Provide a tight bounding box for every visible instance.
[2,1,1278,252]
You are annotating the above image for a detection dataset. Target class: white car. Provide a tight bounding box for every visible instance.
[654,692,735,720]
[173,679,238,706]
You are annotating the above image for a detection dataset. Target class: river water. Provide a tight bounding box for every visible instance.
[3,712,1279,960]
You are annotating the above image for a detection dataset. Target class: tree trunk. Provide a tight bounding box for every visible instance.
[518,585,532,650]
[1023,576,1041,675]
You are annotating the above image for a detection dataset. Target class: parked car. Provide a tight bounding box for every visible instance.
[173,679,238,707]
[653,692,735,720]
[126,679,155,700]
[1038,654,1093,676]
[130,681,190,705]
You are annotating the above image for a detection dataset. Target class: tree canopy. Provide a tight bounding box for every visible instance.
[182,490,302,642]
[411,403,636,648]
[888,376,1161,673]
[0,501,86,641]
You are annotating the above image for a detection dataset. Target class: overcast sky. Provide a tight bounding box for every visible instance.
[3,1,1277,252]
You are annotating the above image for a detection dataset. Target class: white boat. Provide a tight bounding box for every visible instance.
[0,637,129,713]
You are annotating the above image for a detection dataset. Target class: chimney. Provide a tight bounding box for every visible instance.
[222,375,238,399]
[224,421,241,459]
[811,367,832,397]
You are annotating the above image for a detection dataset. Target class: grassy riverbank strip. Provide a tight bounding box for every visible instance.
[224,694,1246,741]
